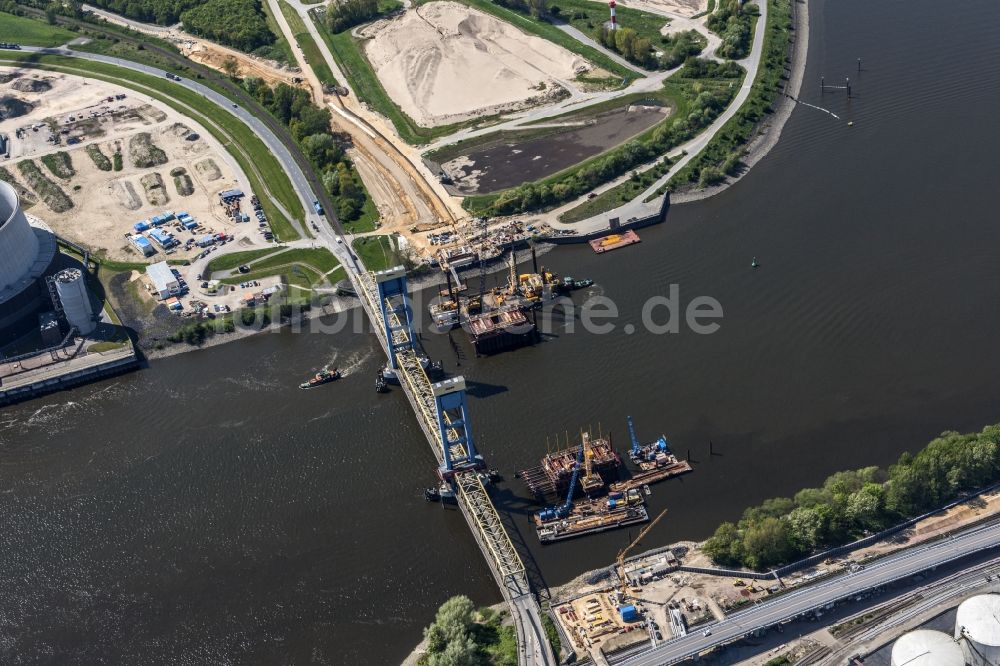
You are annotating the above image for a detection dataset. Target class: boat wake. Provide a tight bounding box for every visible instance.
[323,348,374,378]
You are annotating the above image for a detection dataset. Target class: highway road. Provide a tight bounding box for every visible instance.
[15,45,361,272]
[614,521,1000,665]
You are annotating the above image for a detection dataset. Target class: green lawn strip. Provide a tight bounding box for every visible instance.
[426,0,637,80]
[558,154,672,222]
[0,12,76,46]
[88,340,128,352]
[261,0,298,66]
[665,0,790,190]
[206,247,282,273]
[351,234,401,272]
[279,1,338,86]
[0,52,304,240]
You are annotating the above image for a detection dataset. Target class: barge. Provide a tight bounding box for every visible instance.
[589,229,641,254]
[466,306,536,355]
[536,492,649,543]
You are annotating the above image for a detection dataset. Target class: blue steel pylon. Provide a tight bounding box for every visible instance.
[374,266,417,368]
[432,377,484,479]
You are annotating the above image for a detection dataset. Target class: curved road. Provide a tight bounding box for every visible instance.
[613,520,1000,666]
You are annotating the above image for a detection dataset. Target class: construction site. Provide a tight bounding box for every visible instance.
[0,70,252,262]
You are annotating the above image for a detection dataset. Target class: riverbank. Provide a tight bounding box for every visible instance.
[670,0,808,204]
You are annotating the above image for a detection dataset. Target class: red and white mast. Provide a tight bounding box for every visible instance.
[608,0,617,30]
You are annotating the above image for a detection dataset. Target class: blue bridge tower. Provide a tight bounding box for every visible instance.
[432,376,485,479]
[375,266,417,368]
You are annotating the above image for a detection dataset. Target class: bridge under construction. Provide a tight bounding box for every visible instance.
[353,265,556,666]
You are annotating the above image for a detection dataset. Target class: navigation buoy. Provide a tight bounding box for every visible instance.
[751,256,759,269]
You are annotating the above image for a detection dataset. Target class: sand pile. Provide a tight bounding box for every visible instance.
[363,1,591,127]
[10,77,53,93]
[0,95,34,120]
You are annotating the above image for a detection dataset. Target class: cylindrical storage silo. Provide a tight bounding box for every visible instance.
[0,180,40,292]
[891,629,965,666]
[956,594,1000,666]
[54,267,96,335]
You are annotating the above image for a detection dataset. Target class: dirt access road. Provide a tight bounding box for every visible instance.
[81,3,301,89]
[267,0,458,241]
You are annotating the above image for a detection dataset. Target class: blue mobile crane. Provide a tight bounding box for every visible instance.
[538,445,585,522]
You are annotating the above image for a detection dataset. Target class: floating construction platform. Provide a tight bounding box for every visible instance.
[536,492,649,543]
[609,460,693,493]
[518,433,621,497]
[589,229,641,254]
[467,306,537,355]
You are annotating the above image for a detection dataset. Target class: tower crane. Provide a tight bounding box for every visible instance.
[617,508,668,599]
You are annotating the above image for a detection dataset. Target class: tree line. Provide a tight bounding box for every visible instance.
[420,596,517,666]
[703,424,1000,571]
[243,78,369,221]
[78,0,277,53]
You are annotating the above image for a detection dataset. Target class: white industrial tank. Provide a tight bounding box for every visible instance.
[956,594,1000,666]
[54,268,96,335]
[890,629,965,666]
[0,180,40,292]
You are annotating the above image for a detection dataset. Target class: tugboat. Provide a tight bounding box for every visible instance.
[299,367,340,389]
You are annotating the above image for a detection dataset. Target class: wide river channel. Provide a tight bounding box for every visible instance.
[3,0,1000,662]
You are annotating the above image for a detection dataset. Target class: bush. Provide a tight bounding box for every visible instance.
[86,144,112,171]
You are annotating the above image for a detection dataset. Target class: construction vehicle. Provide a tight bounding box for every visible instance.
[538,446,585,523]
[580,431,604,492]
[616,508,669,600]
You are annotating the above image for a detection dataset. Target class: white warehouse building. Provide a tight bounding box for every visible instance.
[146,261,180,300]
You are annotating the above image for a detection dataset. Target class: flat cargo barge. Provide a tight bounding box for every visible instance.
[589,229,641,254]
[609,460,693,493]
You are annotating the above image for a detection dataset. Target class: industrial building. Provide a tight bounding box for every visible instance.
[146,261,180,299]
[0,180,59,340]
[955,593,1000,666]
[890,629,965,666]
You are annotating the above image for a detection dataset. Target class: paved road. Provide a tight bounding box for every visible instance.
[545,0,770,232]
[613,521,1000,665]
[15,45,361,273]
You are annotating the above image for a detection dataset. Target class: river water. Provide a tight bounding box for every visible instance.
[3,0,1000,663]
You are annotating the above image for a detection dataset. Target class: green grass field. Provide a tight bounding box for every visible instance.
[219,248,343,305]
[0,12,76,46]
[248,247,340,273]
[279,1,338,86]
[206,248,281,273]
[351,235,401,273]
[0,51,305,241]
